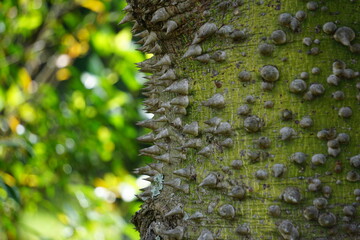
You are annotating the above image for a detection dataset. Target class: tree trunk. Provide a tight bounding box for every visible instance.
[123,0,360,239]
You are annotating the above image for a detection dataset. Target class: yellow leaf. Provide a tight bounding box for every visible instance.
[146,53,154,59]
[77,28,90,41]
[19,103,37,123]
[80,41,89,55]
[6,84,24,107]
[18,68,32,93]
[57,213,69,224]
[56,68,71,81]
[0,172,16,187]
[20,174,39,187]
[62,34,76,46]
[94,178,107,188]
[97,126,111,142]
[77,0,105,13]
[68,42,82,58]
[8,115,20,132]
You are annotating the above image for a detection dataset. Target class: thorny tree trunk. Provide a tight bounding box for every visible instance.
[122,0,360,239]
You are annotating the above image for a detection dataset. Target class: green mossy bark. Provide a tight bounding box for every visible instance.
[129,0,360,239]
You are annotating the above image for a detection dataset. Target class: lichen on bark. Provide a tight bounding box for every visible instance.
[124,0,360,239]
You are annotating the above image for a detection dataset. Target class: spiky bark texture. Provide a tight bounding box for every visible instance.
[124,0,360,239]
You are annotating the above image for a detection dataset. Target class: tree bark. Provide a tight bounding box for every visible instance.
[123,0,360,239]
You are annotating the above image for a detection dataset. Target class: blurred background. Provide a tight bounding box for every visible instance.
[0,0,150,239]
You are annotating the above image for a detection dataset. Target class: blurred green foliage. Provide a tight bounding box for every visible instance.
[0,0,148,239]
